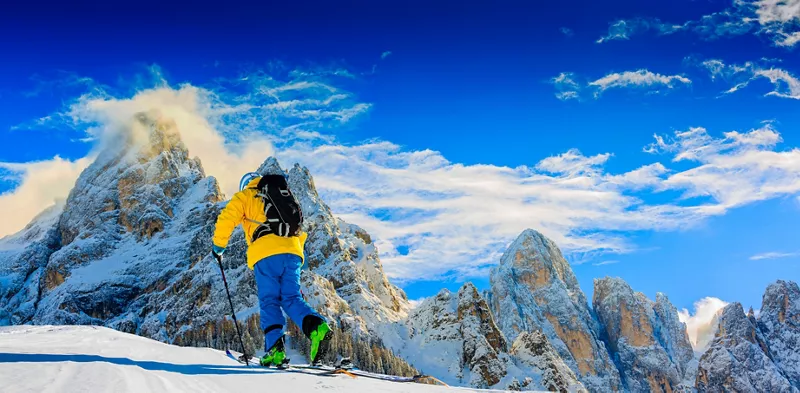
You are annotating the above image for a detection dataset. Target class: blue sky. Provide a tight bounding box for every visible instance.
[2,0,799,315]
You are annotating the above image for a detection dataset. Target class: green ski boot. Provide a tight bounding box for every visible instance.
[309,322,332,365]
[260,336,287,368]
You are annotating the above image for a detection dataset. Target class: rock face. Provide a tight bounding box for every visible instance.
[593,277,694,393]
[509,331,587,392]
[0,111,413,376]
[406,283,508,388]
[758,280,800,388]
[696,302,796,393]
[488,229,621,392]
[0,203,63,325]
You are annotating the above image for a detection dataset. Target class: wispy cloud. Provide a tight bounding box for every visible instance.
[592,260,620,266]
[560,27,574,37]
[750,251,800,260]
[0,156,93,237]
[596,18,685,43]
[535,148,611,175]
[381,51,393,60]
[551,72,581,100]
[597,0,799,47]
[552,69,691,99]
[589,69,691,96]
[646,123,800,209]
[691,57,800,99]
[23,71,104,98]
[755,0,800,46]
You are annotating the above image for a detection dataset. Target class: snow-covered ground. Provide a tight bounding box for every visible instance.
[0,325,515,393]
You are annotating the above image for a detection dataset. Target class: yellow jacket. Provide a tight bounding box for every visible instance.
[212,177,307,269]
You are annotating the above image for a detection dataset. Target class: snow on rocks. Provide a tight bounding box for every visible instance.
[696,302,797,392]
[488,229,621,392]
[593,277,694,393]
[405,284,508,388]
[758,280,800,388]
[509,330,587,392]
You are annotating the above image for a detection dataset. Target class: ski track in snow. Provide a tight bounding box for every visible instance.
[0,325,519,393]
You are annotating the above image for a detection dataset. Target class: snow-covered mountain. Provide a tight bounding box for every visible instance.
[593,277,695,392]
[405,283,508,387]
[488,229,621,392]
[697,280,800,392]
[2,111,799,392]
[0,111,414,375]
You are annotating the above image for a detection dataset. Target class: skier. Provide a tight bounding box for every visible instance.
[211,172,331,367]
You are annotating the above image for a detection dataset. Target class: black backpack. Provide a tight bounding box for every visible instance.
[250,175,304,241]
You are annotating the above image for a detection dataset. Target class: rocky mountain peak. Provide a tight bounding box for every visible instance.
[490,229,621,392]
[593,277,694,393]
[407,283,508,388]
[758,280,800,388]
[498,229,583,298]
[131,111,188,162]
[60,111,208,244]
[697,302,795,392]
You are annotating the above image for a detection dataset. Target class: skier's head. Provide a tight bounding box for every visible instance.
[239,172,260,191]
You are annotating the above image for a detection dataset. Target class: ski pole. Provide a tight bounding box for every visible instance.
[216,255,251,366]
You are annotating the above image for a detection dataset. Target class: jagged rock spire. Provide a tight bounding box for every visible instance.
[593,277,694,392]
[489,229,621,392]
[697,302,794,392]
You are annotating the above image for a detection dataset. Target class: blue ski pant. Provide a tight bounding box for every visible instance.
[254,253,323,351]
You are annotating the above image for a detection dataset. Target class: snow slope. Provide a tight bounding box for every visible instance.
[0,325,515,393]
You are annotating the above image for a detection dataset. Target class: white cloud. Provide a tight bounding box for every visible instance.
[551,72,581,100]
[598,0,800,47]
[639,122,800,223]
[647,124,800,209]
[750,251,800,260]
[592,260,620,266]
[755,0,800,45]
[0,156,92,237]
[679,297,729,353]
[694,58,800,100]
[560,27,574,37]
[381,51,392,60]
[535,149,611,176]
[757,68,800,99]
[552,69,691,100]
[597,18,684,43]
[589,70,691,96]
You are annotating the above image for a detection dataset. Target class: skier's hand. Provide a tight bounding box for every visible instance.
[212,245,225,264]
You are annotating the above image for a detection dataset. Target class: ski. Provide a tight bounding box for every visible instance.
[272,357,447,385]
[225,349,445,385]
[224,349,356,378]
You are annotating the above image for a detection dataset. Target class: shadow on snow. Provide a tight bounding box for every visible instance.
[0,352,268,376]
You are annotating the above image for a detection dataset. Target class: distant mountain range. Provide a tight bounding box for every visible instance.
[1,112,798,392]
